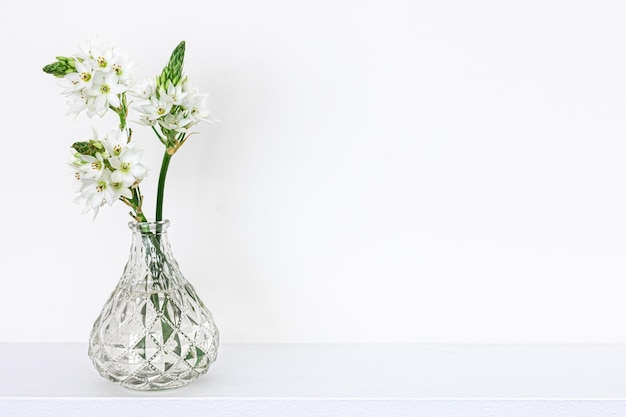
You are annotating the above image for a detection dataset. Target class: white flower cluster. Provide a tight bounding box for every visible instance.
[58,39,134,118]
[71,129,147,218]
[46,38,212,220]
[132,77,211,133]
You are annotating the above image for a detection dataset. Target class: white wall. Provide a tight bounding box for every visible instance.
[1,0,626,343]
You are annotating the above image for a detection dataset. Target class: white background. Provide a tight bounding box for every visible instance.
[0,0,625,344]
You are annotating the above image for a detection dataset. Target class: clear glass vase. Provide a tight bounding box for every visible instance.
[88,220,219,390]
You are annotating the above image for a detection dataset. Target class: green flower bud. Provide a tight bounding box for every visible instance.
[72,141,101,156]
[43,56,76,78]
[157,41,185,89]
[89,140,104,150]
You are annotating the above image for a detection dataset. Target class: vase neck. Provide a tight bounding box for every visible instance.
[124,220,180,290]
[129,220,173,256]
[129,219,170,236]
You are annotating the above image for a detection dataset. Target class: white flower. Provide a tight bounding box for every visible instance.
[63,92,88,117]
[57,75,89,117]
[78,170,114,214]
[160,80,187,106]
[139,94,172,121]
[101,129,129,157]
[57,76,80,95]
[73,193,101,219]
[77,178,103,208]
[64,60,96,92]
[111,54,134,86]
[131,77,157,100]
[135,113,156,127]
[76,38,117,73]
[58,61,93,97]
[110,147,147,186]
[77,169,131,214]
[67,148,87,190]
[78,152,106,180]
[85,71,127,117]
[110,179,133,201]
[159,112,192,133]
[184,89,211,125]
[68,155,84,193]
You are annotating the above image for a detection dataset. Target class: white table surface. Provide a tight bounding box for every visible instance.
[2,343,626,416]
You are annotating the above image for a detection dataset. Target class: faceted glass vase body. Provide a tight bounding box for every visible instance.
[88,220,219,390]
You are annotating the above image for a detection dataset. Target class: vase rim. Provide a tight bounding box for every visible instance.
[128,219,170,233]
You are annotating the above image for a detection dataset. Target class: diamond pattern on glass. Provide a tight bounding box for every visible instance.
[88,221,219,390]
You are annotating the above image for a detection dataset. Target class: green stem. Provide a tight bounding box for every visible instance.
[151,126,167,146]
[156,151,172,222]
[110,93,127,130]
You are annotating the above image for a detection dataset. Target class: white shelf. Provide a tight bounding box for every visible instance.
[2,343,626,416]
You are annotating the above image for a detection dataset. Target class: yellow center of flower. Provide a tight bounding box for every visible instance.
[120,162,130,171]
[100,84,110,94]
[80,72,91,82]
[91,161,101,170]
[97,56,107,68]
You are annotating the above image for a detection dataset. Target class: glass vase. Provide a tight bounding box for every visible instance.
[88,220,219,390]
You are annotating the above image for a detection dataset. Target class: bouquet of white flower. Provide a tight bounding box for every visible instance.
[43,39,219,391]
[43,39,211,221]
